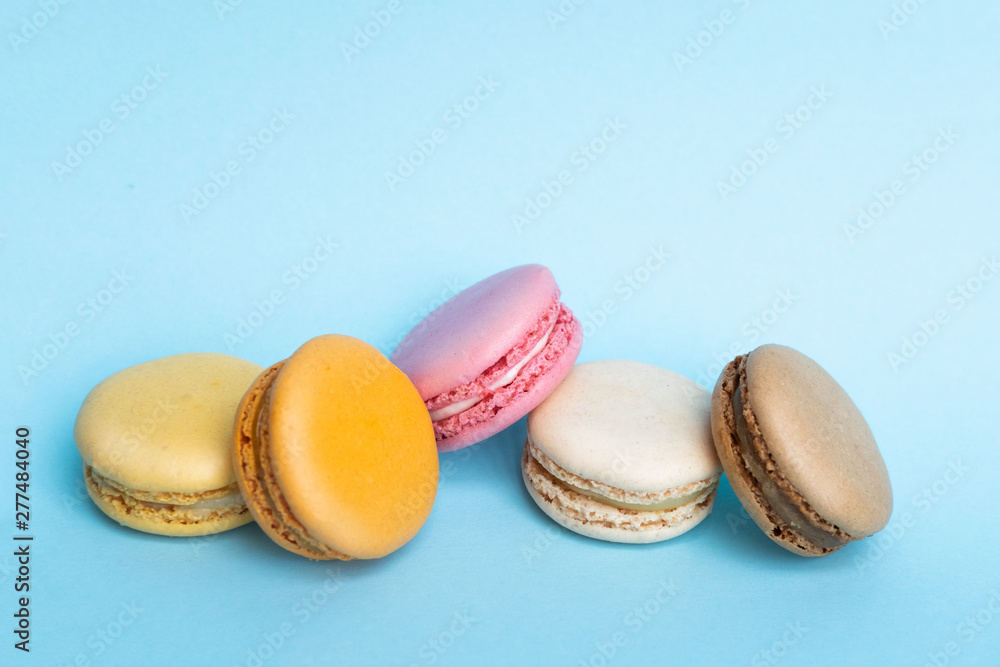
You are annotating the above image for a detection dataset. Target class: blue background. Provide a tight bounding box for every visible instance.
[2,1,998,665]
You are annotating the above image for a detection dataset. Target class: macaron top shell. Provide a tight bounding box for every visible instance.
[267,335,438,559]
[745,345,892,538]
[74,353,263,493]
[391,264,559,399]
[528,360,721,491]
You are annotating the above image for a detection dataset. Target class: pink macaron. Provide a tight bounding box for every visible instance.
[391,264,583,452]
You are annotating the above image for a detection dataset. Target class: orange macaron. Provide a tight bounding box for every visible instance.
[233,334,439,560]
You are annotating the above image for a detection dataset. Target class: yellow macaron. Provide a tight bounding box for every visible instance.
[74,353,264,536]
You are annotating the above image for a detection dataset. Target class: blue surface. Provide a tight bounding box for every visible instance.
[3,1,999,665]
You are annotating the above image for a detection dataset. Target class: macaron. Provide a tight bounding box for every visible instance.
[74,353,263,536]
[522,360,723,543]
[391,264,583,452]
[233,334,438,560]
[711,344,893,557]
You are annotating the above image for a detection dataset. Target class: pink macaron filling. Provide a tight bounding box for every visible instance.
[426,298,579,442]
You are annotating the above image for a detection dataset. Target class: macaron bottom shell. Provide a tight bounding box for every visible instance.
[521,440,720,544]
[84,465,251,537]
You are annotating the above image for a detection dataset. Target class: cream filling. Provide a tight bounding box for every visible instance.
[89,466,246,518]
[141,492,246,516]
[487,322,555,391]
[429,395,482,421]
[559,478,703,512]
[429,321,555,422]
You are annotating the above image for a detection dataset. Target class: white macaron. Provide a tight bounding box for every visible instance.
[522,359,722,543]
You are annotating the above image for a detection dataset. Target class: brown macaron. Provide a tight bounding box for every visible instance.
[711,344,892,557]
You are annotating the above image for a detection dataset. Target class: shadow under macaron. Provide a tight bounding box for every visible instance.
[76,487,406,575]
[705,478,869,570]
[438,416,530,493]
[704,479,796,561]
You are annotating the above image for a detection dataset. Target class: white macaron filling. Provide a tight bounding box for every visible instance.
[427,321,555,422]
[486,321,555,391]
[559,479,706,512]
[526,440,718,512]
[429,395,482,421]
